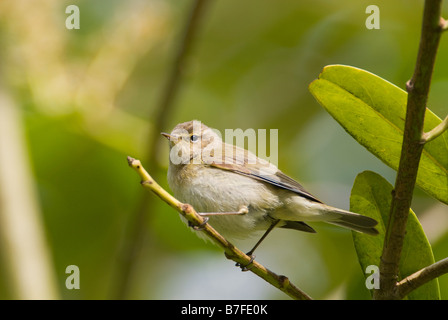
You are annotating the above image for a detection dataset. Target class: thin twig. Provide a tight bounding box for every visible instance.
[440,17,448,31]
[421,114,448,143]
[395,258,448,299]
[375,0,444,299]
[112,0,211,299]
[127,156,312,300]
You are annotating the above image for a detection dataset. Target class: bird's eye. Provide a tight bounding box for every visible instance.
[190,135,199,142]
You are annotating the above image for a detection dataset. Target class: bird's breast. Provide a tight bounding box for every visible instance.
[167,164,281,239]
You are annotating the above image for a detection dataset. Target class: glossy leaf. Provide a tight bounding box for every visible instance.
[309,65,448,204]
[350,171,440,299]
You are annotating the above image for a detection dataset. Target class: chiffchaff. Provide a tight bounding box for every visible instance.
[162,120,378,256]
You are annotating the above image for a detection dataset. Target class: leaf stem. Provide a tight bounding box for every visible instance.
[421,114,448,143]
[127,156,312,300]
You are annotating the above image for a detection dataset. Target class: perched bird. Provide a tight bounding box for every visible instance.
[162,120,378,256]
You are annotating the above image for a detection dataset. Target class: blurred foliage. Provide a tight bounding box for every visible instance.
[0,0,447,299]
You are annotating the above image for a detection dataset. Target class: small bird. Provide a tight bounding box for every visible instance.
[162,120,378,257]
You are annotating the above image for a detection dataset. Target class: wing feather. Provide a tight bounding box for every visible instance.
[207,143,322,203]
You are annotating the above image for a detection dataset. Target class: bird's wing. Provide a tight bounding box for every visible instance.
[208,143,322,204]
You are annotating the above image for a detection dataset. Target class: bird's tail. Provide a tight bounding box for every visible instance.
[324,206,379,235]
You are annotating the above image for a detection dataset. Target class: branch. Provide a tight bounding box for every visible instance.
[113,0,211,299]
[0,90,59,299]
[395,258,448,299]
[149,0,210,147]
[421,114,448,143]
[126,156,312,300]
[375,0,444,300]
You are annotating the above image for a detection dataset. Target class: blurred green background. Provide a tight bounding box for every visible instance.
[0,0,447,300]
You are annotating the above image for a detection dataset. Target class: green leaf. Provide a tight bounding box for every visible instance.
[350,171,440,300]
[309,65,448,204]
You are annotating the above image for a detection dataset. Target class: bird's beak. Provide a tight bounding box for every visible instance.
[161,132,173,140]
[161,132,180,144]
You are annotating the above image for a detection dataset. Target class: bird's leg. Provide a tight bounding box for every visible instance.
[236,219,281,271]
[188,205,249,231]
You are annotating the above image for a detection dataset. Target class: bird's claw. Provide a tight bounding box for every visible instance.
[188,217,209,230]
[236,254,255,272]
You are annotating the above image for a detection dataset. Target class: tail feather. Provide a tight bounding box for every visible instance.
[325,207,379,235]
[327,220,379,235]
